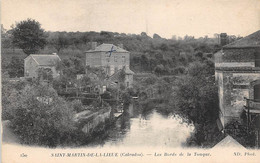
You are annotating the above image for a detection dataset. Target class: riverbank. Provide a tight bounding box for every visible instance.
[137,96,223,148]
[83,103,195,148]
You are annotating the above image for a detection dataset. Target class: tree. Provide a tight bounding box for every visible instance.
[173,60,220,146]
[141,32,148,37]
[153,33,161,39]
[154,64,164,76]
[11,19,47,55]
[12,19,46,55]
[140,54,149,71]
[2,80,22,120]
[10,84,78,147]
[48,32,70,53]
[37,67,53,82]
[53,57,85,93]
[8,56,24,78]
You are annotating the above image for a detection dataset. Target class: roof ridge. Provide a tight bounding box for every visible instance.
[28,54,61,66]
[86,43,129,52]
[31,54,58,56]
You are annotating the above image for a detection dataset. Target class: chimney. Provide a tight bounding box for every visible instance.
[91,42,97,50]
[220,33,228,46]
[118,43,123,49]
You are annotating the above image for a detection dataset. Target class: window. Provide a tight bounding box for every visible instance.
[114,56,117,62]
[110,65,114,75]
[254,84,260,100]
[122,56,126,63]
[86,87,91,93]
[255,53,260,67]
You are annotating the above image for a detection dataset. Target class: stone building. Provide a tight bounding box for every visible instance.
[106,66,134,88]
[85,43,134,88]
[214,30,260,128]
[24,53,61,79]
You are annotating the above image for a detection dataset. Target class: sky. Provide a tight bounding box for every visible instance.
[1,0,260,38]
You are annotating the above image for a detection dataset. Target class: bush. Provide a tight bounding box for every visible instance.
[70,100,85,113]
[10,84,80,147]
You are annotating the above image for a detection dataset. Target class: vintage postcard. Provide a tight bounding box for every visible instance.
[1,0,260,163]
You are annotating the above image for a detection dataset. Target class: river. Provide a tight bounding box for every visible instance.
[87,103,194,148]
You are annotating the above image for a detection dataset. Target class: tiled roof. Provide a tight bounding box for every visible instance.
[86,43,129,53]
[224,30,260,48]
[27,54,61,66]
[108,69,123,82]
[107,67,134,85]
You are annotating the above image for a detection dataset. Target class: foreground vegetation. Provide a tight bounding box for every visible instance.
[133,57,222,147]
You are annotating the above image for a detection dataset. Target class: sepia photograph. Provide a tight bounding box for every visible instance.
[1,0,260,162]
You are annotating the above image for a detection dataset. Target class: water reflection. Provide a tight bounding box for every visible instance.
[89,103,194,147]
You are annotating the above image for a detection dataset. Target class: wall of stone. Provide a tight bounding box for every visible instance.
[221,71,260,125]
[215,62,255,68]
[101,52,130,67]
[125,74,133,88]
[81,108,111,134]
[86,51,130,76]
[215,71,225,124]
[86,52,102,67]
[215,47,260,127]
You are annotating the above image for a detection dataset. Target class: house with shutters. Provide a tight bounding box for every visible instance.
[85,43,134,88]
[214,30,260,129]
[24,53,61,79]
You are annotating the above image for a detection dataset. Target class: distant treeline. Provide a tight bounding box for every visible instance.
[1,25,242,76]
